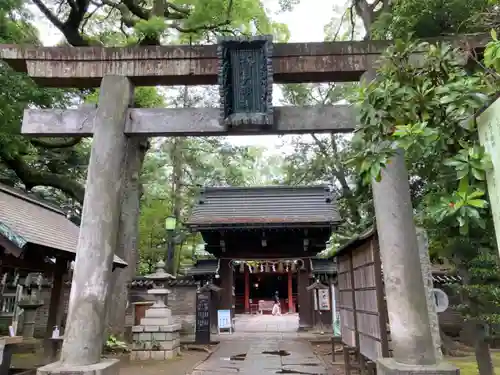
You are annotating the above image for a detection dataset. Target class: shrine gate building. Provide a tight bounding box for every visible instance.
[185,185,340,330]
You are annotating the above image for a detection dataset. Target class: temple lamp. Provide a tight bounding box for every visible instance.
[165,215,177,274]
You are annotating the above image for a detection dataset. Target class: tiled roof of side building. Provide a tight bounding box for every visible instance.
[0,183,127,267]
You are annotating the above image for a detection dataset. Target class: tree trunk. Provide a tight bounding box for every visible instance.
[168,86,188,276]
[475,325,495,375]
[105,136,148,339]
[169,136,183,275]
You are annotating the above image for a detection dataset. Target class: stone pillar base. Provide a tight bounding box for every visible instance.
[130,347,181,360]
[37,359,120,375]
[377,358,459,375]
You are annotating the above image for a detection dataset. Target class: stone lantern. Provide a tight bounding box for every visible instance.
[144,260,173,312]
[130,260,181,361]
[18,273,44,338]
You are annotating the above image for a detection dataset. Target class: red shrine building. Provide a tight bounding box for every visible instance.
[185,185,339,330]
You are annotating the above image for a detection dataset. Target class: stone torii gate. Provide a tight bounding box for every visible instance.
[0,35,486,375]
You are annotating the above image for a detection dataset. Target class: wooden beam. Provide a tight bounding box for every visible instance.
[21,105,356,136]
[0,34,488,88]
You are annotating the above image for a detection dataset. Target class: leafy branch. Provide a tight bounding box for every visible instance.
[349,40,494,234]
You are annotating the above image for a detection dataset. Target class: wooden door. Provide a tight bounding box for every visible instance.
[134,302,153,325]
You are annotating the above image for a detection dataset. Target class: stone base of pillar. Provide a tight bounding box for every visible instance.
[376,358,459,375]
[37,358,119,375]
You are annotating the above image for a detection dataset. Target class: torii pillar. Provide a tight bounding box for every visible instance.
[363,72,457,375]
[37,76,132,375]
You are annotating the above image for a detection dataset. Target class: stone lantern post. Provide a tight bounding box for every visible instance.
[130,260,181,360]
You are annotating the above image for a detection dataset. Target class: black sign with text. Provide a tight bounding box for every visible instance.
[195,292,210,344]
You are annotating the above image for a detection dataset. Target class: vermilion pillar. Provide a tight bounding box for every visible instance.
[220,258,233,318]
[288,269,294,313]
[244,265,250,313]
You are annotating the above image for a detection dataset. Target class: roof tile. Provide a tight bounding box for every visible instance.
[186,185,340,227]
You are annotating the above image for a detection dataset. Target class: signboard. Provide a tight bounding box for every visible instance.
[318,289,330,311]
[217,309,232,334]
[195,293,210,345]
[331,284,340,336]
[217,35,273,130]
[431,288,449,313]
[478,97,500,253]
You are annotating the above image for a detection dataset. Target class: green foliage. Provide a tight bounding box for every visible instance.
[430,179,488,235]
[371,0,491,39]
[85,87,165,109]
[104,335,129,353]
[349,40,493,235]
[70,0,291,45]
[450,352,500,374]
[456,249,500,324]
[279,83,373,253]
[0,0,86,210]
[484,29,500,72]
[134,16,168,40]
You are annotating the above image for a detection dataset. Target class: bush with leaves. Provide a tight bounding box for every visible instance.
[348,40,494,235]
[104,335,129,354]
[456,249,500,325]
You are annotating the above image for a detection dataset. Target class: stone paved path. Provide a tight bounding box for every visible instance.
[190,337,328,375]
[234,313,299,333]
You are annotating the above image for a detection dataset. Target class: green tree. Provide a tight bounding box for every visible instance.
[371,0,491,39]
[279,82,373,251]
[0,0,88,215]
[342,0,493,40]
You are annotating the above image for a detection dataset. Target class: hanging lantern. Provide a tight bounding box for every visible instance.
[254,263,260,273]
[264,263,270,273]
[272,263,276,272]
[239,262,245,273]
[277,262,284,273]
[291,262,297,273]
[261,264,265,273]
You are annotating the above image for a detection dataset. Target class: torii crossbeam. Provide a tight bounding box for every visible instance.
[0,33,487,88]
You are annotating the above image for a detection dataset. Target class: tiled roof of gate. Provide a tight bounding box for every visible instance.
[183,259,218,276]
[0,183,127,267]
[186,185,341,227]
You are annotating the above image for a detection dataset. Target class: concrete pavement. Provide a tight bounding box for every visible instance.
[189,314,329,375]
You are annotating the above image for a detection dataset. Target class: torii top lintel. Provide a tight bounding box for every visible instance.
[0,34,487,88]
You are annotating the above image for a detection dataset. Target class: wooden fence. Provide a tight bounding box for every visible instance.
[336,237,390,371]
